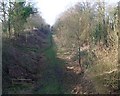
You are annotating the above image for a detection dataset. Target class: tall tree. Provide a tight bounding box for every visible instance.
[0,1,36,38]
[0,1,8,33]
[54,2,94,72]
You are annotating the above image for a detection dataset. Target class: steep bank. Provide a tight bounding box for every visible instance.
[2,29,51,93]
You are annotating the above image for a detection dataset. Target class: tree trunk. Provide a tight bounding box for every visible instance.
[2,2,7,33]
[8,18,11,38]
[117,2,120,92]
[118,2,120,65]
[78,46,83,73]
[8,1,12,38]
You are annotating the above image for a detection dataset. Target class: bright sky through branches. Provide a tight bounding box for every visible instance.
[34,0,119,25]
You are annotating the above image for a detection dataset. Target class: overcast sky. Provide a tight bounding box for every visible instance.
[32,0,119,25]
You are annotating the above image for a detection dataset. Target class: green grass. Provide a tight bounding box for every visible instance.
[41,46,61,93]
[44,46,58,67]
[35,36,64,94]
[34,47,61,94]
[43,83,60,94]
[36,77,61,94]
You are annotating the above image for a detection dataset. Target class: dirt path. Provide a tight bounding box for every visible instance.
[26,34,96,94]
[57,50,96,94]
[30,44,64,93]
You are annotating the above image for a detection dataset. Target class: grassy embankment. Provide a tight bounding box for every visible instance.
[2,31,64,93]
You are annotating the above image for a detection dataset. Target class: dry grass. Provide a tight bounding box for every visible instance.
[86,44,118,93]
